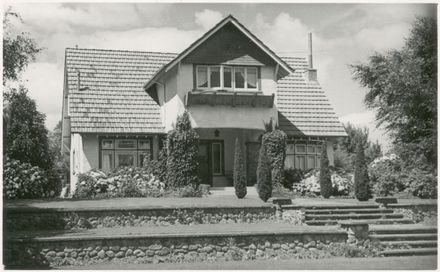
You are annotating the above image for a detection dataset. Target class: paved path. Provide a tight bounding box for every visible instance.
[8,223,343,241]
[58,255,438,270]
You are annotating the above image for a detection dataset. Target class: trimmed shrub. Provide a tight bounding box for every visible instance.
[257,145,272,202]
[233,138,247,199]
[166,111,200,188]
[3,157,53,199]
[178,184,204,198]
[354,143,370,201]
[262,129,287,186]
[283,168,305,189]
[319,144,332,198]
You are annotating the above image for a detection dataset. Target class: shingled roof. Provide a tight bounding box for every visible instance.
[66,48,176,133]
[277,57,347,137]
[66,47,346,137]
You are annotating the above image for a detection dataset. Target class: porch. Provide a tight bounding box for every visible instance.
[196,128,264,187]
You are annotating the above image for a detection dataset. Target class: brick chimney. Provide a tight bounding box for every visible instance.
[306,32,317,82]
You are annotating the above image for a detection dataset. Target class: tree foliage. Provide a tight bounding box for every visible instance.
[257,145,272,202]
[4,87,53,170]
[319,145,332,198]
[165,111,200,188]
[233,138,247,199]
[334,123,382,171]
[354,143,370,201]
[351,17,437,168]
[3,7,42,85]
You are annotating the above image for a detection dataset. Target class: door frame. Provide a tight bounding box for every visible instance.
[199,140,225,185]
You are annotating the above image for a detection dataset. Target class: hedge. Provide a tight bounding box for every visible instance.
[354,143,370,201]
[319,144,332,198]
[257,145,272,202]
[262,129,287,187]
[233,138,247,199]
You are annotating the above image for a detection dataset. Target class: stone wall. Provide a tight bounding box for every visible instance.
[5,232,348,268]
[5,206,276,231]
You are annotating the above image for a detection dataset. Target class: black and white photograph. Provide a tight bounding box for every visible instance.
[2,1,438,270]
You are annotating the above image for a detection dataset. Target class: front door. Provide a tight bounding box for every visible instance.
[198,143,211,185]
[246,142,261,186]
[198,141,224,186]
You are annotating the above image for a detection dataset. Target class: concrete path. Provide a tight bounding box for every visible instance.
[58,255,438,270]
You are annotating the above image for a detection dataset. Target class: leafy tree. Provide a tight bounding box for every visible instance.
[48,120,69,184]
[319,145,332,198]
[354,143,370,201]
[4,87,53,170]
[166,111,200,188]
[257,145,272,202]
[3,7,42,85]
[351,17,437,168]
[233,138,247,199]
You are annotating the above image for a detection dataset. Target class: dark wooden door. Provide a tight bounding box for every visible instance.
[198,143,212,185]
[246,142,261,186]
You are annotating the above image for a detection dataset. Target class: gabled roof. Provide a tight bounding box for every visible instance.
[276,57,347,137]
[144,15,295,91]
[66,48,176,133]
[65,47,346,137]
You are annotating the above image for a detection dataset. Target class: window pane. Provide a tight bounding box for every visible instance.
[197,66,208,88]
[307,155,316,169]
[316,156,321,168]
[138,139,151,149]
[286,144,295,155]
[234,67,245,88]
[307,145,316,154]
[117,152,135,167]
[212,143,221,174]
[224,67,232,88]
[285,154,295,168]
[296,145,306,154]
[116,139,136,149]
[102,152,114,171]
[247,68,257,89]
[102,139,114,149]
[295,156,306,170]
[210,67,220,88]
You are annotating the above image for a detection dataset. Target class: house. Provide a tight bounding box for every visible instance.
[61,15,347,192]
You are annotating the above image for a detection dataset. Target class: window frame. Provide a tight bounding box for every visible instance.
[99,136,153,170]
[195,65,259,91]
[284,141,324,170]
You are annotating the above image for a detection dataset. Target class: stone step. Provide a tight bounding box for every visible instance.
[382,240,438,248]
[370,233,438,241]
[305,218,414,226]
[381,247,437,257]
[370,225,437,234]
[283,204,380,210]
[304,208,392,215]
[305,213,404,221]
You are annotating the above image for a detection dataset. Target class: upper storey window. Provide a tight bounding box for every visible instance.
[196,65,259,91]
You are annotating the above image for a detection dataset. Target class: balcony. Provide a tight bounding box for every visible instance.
[185,90,274,108]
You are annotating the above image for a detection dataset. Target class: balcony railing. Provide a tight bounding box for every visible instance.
[185,90,274,108]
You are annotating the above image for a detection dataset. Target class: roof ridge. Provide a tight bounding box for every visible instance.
[65,47,179,56]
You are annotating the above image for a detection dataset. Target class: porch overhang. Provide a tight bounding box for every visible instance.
[185,91,274,108]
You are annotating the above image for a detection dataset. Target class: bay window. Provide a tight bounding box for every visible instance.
[196,65,259,91]
[100,137,152,171]
[285,142,323,170]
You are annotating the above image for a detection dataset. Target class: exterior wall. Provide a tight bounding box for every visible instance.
[326,139,335,166]
[82,134,99,171]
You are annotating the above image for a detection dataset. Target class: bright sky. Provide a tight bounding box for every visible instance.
[4,2,436,151]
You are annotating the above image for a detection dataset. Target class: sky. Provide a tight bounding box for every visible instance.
[4,2,437,151]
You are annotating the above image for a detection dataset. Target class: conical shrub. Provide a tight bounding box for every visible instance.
[319,144,332,198]
[257,145,272,202]
[233,138,247,199]
[355,143,370,201]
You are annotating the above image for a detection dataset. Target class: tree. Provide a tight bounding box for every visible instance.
[354,143,370,201]
[3,7,42,85]
[319,145,332,198]
[48,120,69,185]
[257,145,272,202]
[4,87,53,170]
[233,138,247,199]
[166,111,200,188]
[351,17,437,168]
